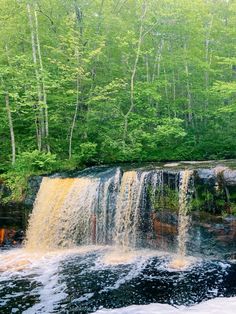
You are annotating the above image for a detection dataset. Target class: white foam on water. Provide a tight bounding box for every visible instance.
[0,247,234,313]
[0,246,103,313]
[93,297,236,314]
[99,247,166,266]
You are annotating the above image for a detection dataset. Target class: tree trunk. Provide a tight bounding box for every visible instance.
[69,76,80,159]
[34,8,50,152]
[123,0,147,144]
[152,38,164,82]
[204,15,213,120]
[164,66,170,117]
[5,93,16,165]
[27,3,43,151]
[4,46,16,164]
[184,42,193,124]
[145,54,149,83]
[172,71,177,117]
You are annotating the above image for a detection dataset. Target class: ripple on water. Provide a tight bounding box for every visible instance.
[0,247,235,314]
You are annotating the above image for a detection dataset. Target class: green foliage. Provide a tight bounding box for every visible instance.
[13,150,57,173]
[149,185,179,212]
[1,151,57,202]
[0,0,236,175]
[79,142,98,164]
[230,204,236,216]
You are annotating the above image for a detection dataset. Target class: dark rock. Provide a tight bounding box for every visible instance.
[223,170,236,186]
[195,169,216,184]
[24,176,43,206]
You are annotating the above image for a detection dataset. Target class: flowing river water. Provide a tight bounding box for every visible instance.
[0,167,236,313]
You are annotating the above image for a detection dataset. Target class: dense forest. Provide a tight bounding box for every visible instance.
[0,0,236,176]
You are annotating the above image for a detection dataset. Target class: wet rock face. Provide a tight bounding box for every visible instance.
[0,228,24,247]
[0,176,42,246]
[24,176,43,206]
[149,212,236,259]
[0,202,27,247]
[0,162,236,255]
[196,166,236,186]
[144,165,236,259]
[224,170,236,186]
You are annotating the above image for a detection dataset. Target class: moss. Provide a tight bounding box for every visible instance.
[229,203,236,216]
[149,184,179,212]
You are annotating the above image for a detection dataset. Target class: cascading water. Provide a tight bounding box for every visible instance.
[95,168,121,244]
[25,177,76,250]
[114,171,144,248]
[26,168,163,251]
[26,168,195,254]
[1,165,236,314]
[170,170,193,268]
[26,170,122,250]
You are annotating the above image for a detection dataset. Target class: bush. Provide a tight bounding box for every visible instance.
[79,142,98,164]
[13,150,57,173]
[0,150,57,202]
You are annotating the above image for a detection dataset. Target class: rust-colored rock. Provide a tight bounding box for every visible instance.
[153,219,178,236]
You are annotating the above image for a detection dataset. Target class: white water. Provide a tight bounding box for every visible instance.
[0,245,234,313]
[170,170,193,269]
[2,169,235,313]
[0,246,156,313]
[26,169,162,251]
[93,297,236,314]
[0,246,103,313]
[114,171,146,248]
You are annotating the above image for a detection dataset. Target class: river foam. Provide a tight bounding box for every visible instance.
[93,297,236,314]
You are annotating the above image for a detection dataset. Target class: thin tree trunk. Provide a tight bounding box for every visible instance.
[34,8,50,152]
[145,54,149,83]
[152,38,164,115]
[204,15,213,120]
[152,38,164,82]
[164,66,170,117]
[4,46,16,164]
[172,71,177,117]
[123,0,147,144]
[27,3,42,151]
[5,93,16,165]
[69,44,80,159]
[69,76,80,159]
[97,0,105,33]
[184,42,193,124]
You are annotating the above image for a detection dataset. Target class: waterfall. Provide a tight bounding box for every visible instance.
[25,177,101,250]
[25,167,193,256]
[114,171,144,248]
[26,169,122,250]
[26,177,76,250]
[95,168,121,244]
[170,170,193,268]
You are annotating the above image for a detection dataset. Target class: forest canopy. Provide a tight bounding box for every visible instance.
[0,0,236,172]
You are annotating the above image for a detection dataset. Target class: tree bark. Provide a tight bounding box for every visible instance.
[69,76,80,160]
[5,93,16,165]
[123,0,147,144]
[34,8,50,152]
[204,15,213,120]
[27,3,43,151]
[4,46,16,164]
[172,71,177,117]
[152,38,164,82]
[184,42,193,124]
[69,42,80,159]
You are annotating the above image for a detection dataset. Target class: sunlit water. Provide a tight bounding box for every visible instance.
[1,246,236,314]
[1,169,236,313]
